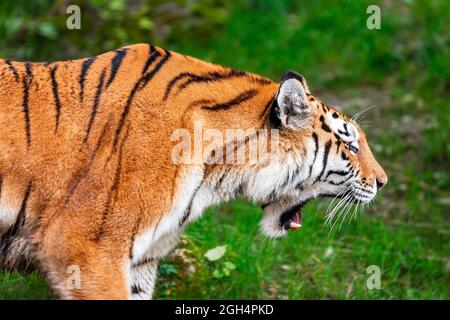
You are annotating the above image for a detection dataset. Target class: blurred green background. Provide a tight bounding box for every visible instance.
[0,0,448,299]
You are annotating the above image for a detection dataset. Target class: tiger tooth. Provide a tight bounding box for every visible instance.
[289,221,302,231]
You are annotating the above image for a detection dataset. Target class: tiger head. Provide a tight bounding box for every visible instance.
[256,71,387,237]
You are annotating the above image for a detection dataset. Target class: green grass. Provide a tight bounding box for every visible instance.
[155,199,448,299]
[0,270,53,300]
[0,0,448,299]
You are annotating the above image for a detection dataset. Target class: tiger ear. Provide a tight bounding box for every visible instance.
[280,71,310,95]
[272,71,313,129]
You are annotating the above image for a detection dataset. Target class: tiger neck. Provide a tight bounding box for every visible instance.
[206,84,277,130]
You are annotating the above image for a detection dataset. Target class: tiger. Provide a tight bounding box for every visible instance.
[0,43,387,299]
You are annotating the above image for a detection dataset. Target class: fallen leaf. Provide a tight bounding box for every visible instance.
[205,245,227,261]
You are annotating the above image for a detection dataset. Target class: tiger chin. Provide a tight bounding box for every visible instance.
[0,44,387,300]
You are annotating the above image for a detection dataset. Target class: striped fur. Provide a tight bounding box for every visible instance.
[0,44,386,299]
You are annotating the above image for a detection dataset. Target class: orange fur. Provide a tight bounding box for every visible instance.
[0,44,386,299]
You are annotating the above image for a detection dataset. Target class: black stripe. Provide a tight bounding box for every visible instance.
[267,188,277,201]
[132,257,154,268]
[84,68,107,144]
[322,122,332,132]
[163,69,254,101]
[327,174,353,185]
[0,183,32,256]
[308,133,319,179]
[0,174,2,198]
[296,180,305,190]
[25,62,33,84]
[326,170,350,178]
[163,72,193,101]
[282,167,300,188]
[354,186,373,194]
[129,214,143,260]
[216,170,228,189]
[113,50,171,150]
[113,83,139,150]
[179,70,245,90]
[315,140,332,182]
[50,65,62,132]
[178,70,246,94]
[4,60,19,81]
[188,98,215,108]
[260,97,274,119]
[141,45,160,75]
[79,56,97,102]
[62,116,112,210]
[138,49,171,90]
[338,122,351,136]
[131,285,145,295]
[106,49,127,88]
[179,179,203,227]
[335,139,341,153]
[321,104,330,112]
[22,63,33,149]
[201,89,258,111]
[319,115,332,132]
[236,183,245,195]
[93,126,129,241]
[164,67,270,102]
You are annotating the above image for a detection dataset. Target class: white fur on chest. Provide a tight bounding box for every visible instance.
[130,166,216,263]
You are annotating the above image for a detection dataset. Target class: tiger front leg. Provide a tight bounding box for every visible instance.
[129,258,159,300]
[38,227,131,299]
[36,201,137,299]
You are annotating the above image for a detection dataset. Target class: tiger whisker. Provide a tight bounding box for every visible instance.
[324,189,346,224]
[324,185,352,226]
[326,192,349,226]
[349,199,360,223]
[328,192,353,234]
[351,104,379,123]
[338,196,356,231]
[336,191,355,228]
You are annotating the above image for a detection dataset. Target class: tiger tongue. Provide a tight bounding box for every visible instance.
[289,209,302,231]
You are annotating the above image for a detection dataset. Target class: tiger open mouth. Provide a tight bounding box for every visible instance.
[262,201,308,232]
[259,189,369,238]
[279,203,304,232]
[267,191,361,233]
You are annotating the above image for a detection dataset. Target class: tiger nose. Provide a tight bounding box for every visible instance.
[376,174,388,191]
